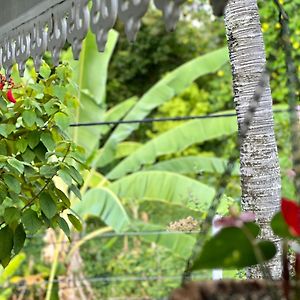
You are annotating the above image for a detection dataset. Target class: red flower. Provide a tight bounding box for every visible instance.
[281,198,300,237]
[6,89,16,104]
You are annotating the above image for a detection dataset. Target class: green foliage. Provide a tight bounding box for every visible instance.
[146,155,240,175]
[0,63,85,267]
[0,252,26,299]
[56,15,237,298]
[65,30,119,154]
[271,211,295,239]
[79,234,194,299]
[107,114,237,179]
[107,9,228,106]
[97,47,229,168]
[259,0,300,103]
[109,171,215,210]
[192,222,277,270]
[73,187,131,232]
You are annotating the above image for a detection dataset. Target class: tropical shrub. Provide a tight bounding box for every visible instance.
[0,64,84,268]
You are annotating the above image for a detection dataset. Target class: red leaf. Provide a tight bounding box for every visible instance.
[281,198,300,236]
[6,89,16,104]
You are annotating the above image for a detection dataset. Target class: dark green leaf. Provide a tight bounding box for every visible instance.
[0,97,8,113]
[22,110,37,127]
[243,222,260,238]
[67,166,83,185]
[4,207,21,228]
[39,192,57,219]
[271,212,295,239]
[68,214,82,231]
[0,181,8,204]
[44,99,60,116]
[41,212,51,227]
[54,112,69,131]
[0,124,15,138]
[27,132,40,149]
[70,151,86,164]
[41,132,56,151]
[58,169,73,185]
[1,256,12,268]
[0,226,13,262]
[70,184,81,200]
[192,226,276,270]
[3,174,21,194]
[57,217,70,237]
[22,148,35,163]
[16,139,28,153]
[40,165,58,178]
[22,209,43,233]
[0,140,7,155]
[55,188,71,208]
[7,158,24,174]
[34,143,47,161]
[13,224,26,254]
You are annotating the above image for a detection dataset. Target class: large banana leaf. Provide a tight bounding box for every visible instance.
[109,171,215,210]
[72,187,130,232]
[107,115,237,180]
[146,155,240,175]
[131,222,196,258]
[96,47,229,167]
[65,30,119,153]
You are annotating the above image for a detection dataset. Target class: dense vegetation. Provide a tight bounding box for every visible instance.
[0,0,299,299]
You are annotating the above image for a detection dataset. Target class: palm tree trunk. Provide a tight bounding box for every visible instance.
[224,0,282,278]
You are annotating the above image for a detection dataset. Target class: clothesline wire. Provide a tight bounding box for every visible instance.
[69,108,290,127]
[9,273,207,290]
[27,230,201,245]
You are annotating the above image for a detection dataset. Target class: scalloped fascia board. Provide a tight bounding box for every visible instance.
[0,0,64,35]
[0,0,186,76]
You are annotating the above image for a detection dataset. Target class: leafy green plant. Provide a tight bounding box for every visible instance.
[192,216,276,270]
[22,26,238,299]
[0,63,84,267]
[192,197,300,297]
[64,35,235,227]
[45,36,240,296]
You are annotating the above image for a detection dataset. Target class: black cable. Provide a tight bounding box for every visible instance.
[7,273,207,291]
[69,108,289,127]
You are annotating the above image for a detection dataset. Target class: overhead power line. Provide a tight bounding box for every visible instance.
[27,230,200,246]
[69,108,290,127]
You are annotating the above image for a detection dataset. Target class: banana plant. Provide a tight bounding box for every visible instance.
[57,30,238,257]
[39,33,236,300]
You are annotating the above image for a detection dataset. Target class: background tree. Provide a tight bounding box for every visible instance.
[224,0,282,277]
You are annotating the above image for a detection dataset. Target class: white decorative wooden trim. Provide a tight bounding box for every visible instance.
[0,0,188,76]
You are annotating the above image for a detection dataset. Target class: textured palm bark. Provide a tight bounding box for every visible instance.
[224,0,282,278]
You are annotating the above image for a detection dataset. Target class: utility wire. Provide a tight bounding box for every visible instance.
[26,230,200,246]
[50,274,206,284]
[31,230,200,239]
[9,273,207,290]
[69,108,290,127]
